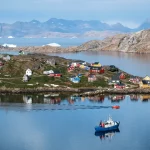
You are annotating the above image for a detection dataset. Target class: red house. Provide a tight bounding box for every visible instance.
[114,83,126,89]
[68,66,74,72]
[116,72,126,79]
[90,66,104,74]
[129,76,140,84]
[49,71,62,77]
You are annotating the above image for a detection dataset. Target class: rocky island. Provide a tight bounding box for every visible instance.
[1,29,150,54]
[0,53,149,95]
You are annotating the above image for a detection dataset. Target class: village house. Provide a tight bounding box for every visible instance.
[49,70,62,77]
[43,70,54,75]
[108,75,120,85]
[67,65,74,72]
[46,58,56,66]
[3,55,10,61]
[129,76,140,84]
[88,74,97,82]
[70,76,80,83]
[26,68,32,76]
[114,83,126,89]
[91,62,101,67]
[23,74,29,82]
[139,76,150,88]
[116,72,126,79]
[90,66,104,74]
[19,50,25,55]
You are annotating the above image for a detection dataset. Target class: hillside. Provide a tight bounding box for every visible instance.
[77,29,150,53]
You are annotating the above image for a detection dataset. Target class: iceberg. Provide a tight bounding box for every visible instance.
[8,36,15,38]
[3,43,17,48]
[43,43,61,47]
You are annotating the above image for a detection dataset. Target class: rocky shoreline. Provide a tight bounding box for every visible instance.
[0,87,150,95]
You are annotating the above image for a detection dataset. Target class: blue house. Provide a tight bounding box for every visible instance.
[70,76,80,83]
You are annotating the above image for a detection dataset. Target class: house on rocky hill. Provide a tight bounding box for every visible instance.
[108,75,120,85]
[139,76,150,88]
[3,55,10,61]
[26,69,32,76]
[88,74,96,82]
[116,72,126,79]
[23,74,29,82]
[90,66,104,74]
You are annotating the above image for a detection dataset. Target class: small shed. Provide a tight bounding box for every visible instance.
[19,50,25,55]
[23,74,29,82]
[26,68,32,76]
[3,55,10,61]
[88,74,96,82]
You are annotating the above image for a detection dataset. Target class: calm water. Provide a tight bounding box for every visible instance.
[50,51,150,77]
[1,38,150,150]
[0,94,150,150]
[0,37,101,47]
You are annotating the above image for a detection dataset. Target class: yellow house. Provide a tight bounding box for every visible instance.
[143,76,150,81]
[91,62,101,67]
[139,75,150,88]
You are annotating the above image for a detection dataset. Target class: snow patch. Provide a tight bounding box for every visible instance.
[3,43,17,48]
[43,43,61,47]
[8,36,14,38]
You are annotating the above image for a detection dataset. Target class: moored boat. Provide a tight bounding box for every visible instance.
[95,116,120,132]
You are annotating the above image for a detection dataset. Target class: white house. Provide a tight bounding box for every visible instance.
[23,74,29,82]
[26,69,32,76]
[43,70,54,75]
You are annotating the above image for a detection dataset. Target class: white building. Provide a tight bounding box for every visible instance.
[43,70,54,75]
[26,69,32,76]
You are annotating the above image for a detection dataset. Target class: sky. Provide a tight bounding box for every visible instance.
[0,0,150,28]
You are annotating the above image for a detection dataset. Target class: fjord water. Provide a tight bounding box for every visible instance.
[0,94,150,150]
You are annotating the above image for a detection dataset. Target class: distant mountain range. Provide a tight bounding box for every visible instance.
[0,18,150,38]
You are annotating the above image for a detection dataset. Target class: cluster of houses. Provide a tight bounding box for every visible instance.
[67,61,105,83]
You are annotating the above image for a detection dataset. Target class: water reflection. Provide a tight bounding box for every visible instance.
[1,94,150,105]
[95,129,120,141]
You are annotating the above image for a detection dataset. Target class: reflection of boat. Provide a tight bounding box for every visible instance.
[95,116,120,132]
[95,129,120,140]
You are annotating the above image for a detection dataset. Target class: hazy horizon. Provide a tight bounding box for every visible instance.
[1,0,150,28]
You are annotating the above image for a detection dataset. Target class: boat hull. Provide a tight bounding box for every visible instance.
[95,122,119,132]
